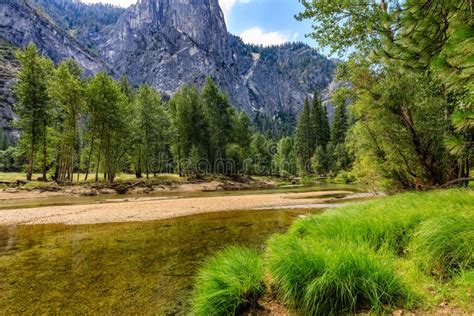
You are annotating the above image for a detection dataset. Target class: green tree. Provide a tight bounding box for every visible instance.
[274,136,297,177]
[294,100,314,175]
[48,59,85,182]
[249,133,274,176]
[225,144,244,176]
[298,0,473,186]
[232,111,253,153]
[201,78,232,170]
[170,86,210,175]
[346,63,451,189]
[131,84,169,179]
[312,145,328,176]
[310,92,329,150]
[86,72,129,183]
[13,43,53,181]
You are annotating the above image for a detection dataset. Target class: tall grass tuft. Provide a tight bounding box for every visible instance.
[303,246,412,315]
[266,237,413,314]
[192,246,265,316]
[409,214,474,279]
[192,190,474,314]
[265,190,472,313]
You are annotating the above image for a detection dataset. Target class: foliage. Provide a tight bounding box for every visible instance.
[264,189,473,314]
[346,64,451,189]
[294,100,313,175]
[48,59,85,182]
[86,72,130,182]
[13,43,53,180]
[298,0,473,189]
[192,246,265,316]
[130,84,169,179]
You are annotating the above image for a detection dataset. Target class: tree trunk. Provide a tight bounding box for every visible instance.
[41,127,47,181]
[95,144,102,182]
[27,138,34,181]
[84,137,95,181]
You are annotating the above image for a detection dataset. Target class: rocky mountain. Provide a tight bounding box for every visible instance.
[0,0,335,142]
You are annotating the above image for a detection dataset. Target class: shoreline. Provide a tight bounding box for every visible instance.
[0,190,370,226]
[0,177,276,201]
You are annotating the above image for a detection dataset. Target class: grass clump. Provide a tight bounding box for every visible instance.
[266,236,413,314]
[192,246,265,316]
[269,189,473,314]
[409,214,474,279]
[192,190,473,314]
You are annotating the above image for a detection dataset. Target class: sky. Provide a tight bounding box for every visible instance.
[81,0,323,51]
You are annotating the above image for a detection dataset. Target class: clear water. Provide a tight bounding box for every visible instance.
[0,182,362,210]
[0,184,364,314]
[0,208,324,314]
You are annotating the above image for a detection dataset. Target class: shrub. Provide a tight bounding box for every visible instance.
[409,214,474,279]
[192,246,265,316]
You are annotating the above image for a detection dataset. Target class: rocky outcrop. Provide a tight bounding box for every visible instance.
[0,39,19,145]
[0,0,108,74]
[100,0,233,96]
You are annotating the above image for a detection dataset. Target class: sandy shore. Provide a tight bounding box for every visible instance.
[0,180,271,201]
[0,190,365,225]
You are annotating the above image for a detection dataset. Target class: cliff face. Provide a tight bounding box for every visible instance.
[0,0,107,74]
[101,0,233,96]
[0,0,335,142]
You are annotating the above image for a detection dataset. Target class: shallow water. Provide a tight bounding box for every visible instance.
[0,182,361,210]
[0,207,324,314]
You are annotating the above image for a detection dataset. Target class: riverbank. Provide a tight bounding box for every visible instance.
[0,190,371,225]
[0,174,276,200]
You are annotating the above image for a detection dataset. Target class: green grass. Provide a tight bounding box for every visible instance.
[191,189,474,314]
[266,237,414,314]
[192,246,265,316]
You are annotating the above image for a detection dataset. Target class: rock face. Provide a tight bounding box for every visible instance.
[0,39,19,145]
[0,0,335,142]
[0,0,108,74]
[101,0,233,96]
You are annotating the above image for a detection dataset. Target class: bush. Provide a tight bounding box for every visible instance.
[192,246,265,316]
[409,214,474,279]
[333,170,356,184]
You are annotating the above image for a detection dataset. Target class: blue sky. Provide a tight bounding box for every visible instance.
[82,0,325,54]
[220,0,315,46]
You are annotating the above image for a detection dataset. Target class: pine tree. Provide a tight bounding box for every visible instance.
[170,86,210,175]
[232,111,252,152]
[131,84,169,179]
[321,104,331,147]
[331,95,348,146]
[201,78,232,170]
[13,43,53,181]
[294,99,313,175]
[310,91,324,150]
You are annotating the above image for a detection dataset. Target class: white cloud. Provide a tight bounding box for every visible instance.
[218,0,251,22]
[240,27,290,46]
